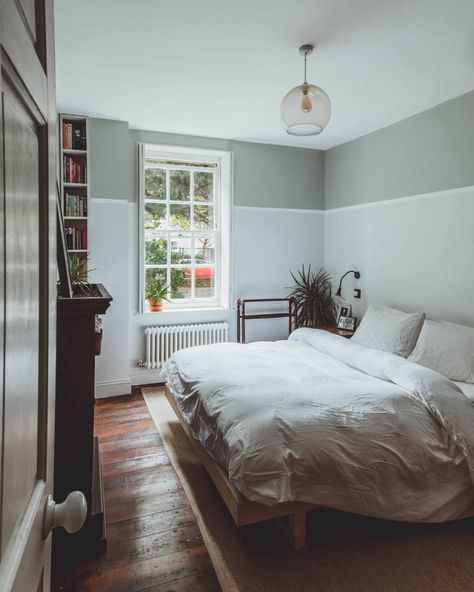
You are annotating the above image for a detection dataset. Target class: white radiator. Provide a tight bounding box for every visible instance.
[145,322,229,369]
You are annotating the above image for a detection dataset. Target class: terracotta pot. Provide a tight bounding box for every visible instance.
[148,299,163,312]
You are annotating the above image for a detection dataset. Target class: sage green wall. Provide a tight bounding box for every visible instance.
[89,90,474,209]
[324,90,474,209]
[89,118,130,200]
[88,119,325,208]
[128,129,325,209]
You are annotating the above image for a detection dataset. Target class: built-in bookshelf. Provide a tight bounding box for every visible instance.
[59,114,90,263]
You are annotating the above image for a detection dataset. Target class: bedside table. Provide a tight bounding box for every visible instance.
[310,324,354,339]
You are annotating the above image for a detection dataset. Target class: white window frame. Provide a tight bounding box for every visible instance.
[138,143,232,312]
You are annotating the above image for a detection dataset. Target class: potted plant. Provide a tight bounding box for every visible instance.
[66,253,109,355]
[146,279,170,312]
[68,253,98,294]
[288,265,337,327]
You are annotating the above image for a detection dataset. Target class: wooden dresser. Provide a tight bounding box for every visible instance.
[54,284,112,559]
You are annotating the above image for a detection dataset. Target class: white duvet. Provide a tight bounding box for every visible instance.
[162,328,474,522]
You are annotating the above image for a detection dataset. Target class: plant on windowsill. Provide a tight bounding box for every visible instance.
[146,279,170,312]
[287,265,337,327]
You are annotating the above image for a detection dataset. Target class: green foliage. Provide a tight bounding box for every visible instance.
[145,278,170,302]
[170,269,186,298]
[68,254,89,283]
[145,266,186,300]
[145,239,189,265]
[170,170,190,201]
[288,265,337,327]
[144,167,166,199]
[144,203,166,229]
[68,253,96,296]
[145,239,167,265]
[194,171,213,201]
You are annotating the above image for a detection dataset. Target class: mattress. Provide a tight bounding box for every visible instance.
[162,328,474,523]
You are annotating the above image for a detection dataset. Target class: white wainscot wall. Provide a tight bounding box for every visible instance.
[325,187,474,326]
[89,199,132,397]
[233,206,325,343]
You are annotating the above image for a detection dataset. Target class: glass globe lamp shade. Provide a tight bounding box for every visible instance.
[280,84,331,136]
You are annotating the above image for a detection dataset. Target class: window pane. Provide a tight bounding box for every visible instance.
[195,265,215,299]
[145,268,168,299]
[194,205,214,230]
[170,204,191,229]
[170,268,192,299]
[194,235,215,264]
[170,170,190,201]
[145,167,166,199]
[170,233,191,264]
[194,171,213,202]
[145,203,166,229]
[145,236,168,265]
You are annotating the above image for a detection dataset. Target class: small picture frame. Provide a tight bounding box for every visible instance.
[337,315,357,331]
[339,306,350,318]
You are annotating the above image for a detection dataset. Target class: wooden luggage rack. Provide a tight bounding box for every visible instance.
[236,297,297,344]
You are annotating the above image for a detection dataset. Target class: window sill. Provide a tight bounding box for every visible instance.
[138,306,230,315]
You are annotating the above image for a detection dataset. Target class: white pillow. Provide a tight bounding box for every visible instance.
[408,320,474,383]
[352,305,425,358]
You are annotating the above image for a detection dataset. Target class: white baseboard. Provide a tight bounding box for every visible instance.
[129,367,166,386]
[95,369,166,399]
[95,378,132,399]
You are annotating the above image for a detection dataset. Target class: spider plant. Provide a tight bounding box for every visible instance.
[288,265,337,327]
[145,279,170,312]
[68,253,96,295]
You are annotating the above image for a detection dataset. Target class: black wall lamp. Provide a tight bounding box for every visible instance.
[335,270,361,299]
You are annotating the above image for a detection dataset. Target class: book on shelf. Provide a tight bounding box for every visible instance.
[64,193,88,217]
[63,155,87,184]
[65,226,88,251]
[62,121,87,150]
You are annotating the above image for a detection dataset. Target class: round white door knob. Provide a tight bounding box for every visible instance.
[42,491,87,538]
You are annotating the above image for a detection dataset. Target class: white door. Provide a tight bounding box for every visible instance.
[0,1,65,590]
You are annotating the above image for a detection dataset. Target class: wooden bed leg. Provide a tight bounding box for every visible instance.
[289,511,306,550]
[275,510,306,550]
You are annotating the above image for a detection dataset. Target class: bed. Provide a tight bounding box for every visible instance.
[162,326,474,549]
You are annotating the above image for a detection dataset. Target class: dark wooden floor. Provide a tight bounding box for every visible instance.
[53,391,221,592]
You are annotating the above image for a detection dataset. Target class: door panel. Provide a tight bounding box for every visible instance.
[2,82,41,551]
[0,0,57,590]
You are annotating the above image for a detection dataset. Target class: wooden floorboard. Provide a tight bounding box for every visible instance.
[52,392,221,592]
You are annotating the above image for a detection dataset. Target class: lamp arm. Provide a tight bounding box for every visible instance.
[335,270,361,297]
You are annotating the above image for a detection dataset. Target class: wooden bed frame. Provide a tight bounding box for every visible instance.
[165,386,317,549]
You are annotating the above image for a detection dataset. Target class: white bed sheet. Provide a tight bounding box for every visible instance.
[163,328,474,523]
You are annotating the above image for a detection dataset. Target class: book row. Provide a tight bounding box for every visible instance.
[62,121,87,150]
[65,226,88,251]
[64,156,87,184]
[64,193,88,217]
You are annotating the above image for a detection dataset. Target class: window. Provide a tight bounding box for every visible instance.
[139,144,232,312]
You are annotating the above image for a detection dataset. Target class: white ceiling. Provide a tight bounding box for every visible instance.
[54,0,474,150]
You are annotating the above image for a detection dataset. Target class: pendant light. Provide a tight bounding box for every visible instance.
[280,44,331,136]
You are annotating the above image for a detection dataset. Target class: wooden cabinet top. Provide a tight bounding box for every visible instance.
[57,283,112,316]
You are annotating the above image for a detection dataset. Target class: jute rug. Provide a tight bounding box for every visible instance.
[143,387,474,592]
